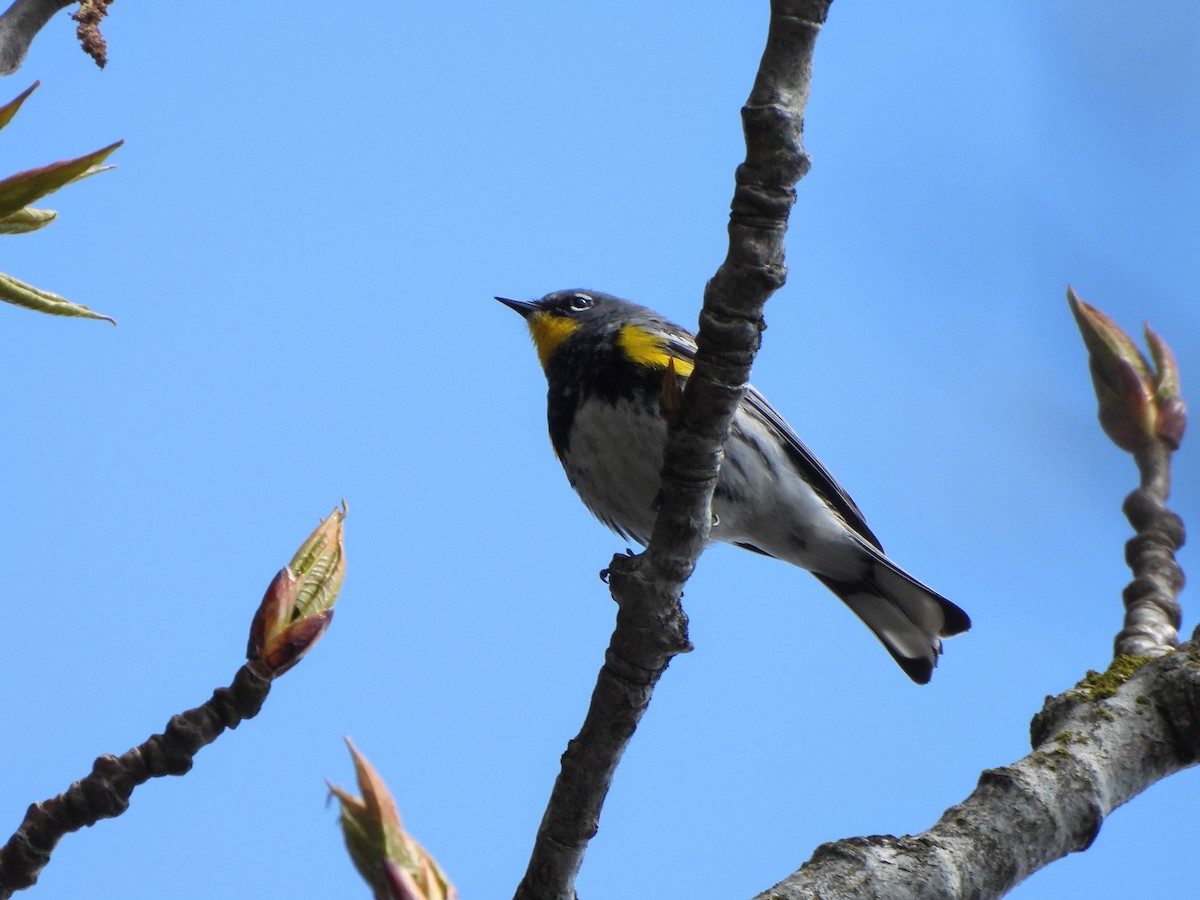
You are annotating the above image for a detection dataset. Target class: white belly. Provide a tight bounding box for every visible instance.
[560,399,667,543]
[559,397,863,580]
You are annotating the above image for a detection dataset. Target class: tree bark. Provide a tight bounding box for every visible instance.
[0,0,73,75]
[514,2,833,899]
[755,644,1200,899]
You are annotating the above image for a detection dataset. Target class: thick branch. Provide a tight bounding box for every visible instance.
[0,0,72,76]
[513,3,832,899]
[0,664,272,897]
[756,645,1200,899]
[761,312,1191,897]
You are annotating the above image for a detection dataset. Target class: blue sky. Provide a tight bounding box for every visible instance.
[0,2,1197,898]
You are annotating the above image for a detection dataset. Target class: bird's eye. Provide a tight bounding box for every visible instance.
[569,293,594,312]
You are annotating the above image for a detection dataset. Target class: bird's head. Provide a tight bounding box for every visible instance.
[495,290,642,370]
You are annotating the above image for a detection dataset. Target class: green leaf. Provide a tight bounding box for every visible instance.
[0,271,115,324]
[0,140,123,219]
[62,163,117,190]
[0,206,56,234]
[0,82,39,133]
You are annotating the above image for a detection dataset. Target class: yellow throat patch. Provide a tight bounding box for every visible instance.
[527,312,582,369]
[616,323,695,377]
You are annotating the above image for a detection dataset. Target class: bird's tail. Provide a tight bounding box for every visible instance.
[814,554,970,684]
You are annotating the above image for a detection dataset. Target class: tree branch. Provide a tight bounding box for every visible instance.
[1116,439,1184,655]
[0,665,272,897]
[513,2,833,898]
[0,508,343,894]
[0,0,73,76]
[1067,291,1187,656]
[756,301,1191,897]
[754,645,1200,899]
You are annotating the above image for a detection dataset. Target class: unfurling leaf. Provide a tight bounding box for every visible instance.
[0,272,115,324]
[0,207,55,234]
[0,84,123,324]
[247,503,347,677]
[329,739,458,900]
[1068,286,1186,452]
[0,140,123,219]
[0,82,38,133]
[1144,324,1187,448]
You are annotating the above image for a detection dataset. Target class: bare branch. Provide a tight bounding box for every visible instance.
[0,1,73,76]
[754,301,1192,897]
[755,647,1200,899]
[0,506,345,895]
[1117,440,1185,655]
[513,2,833,898]
[1067,290,1188,656]
[0,665,272,897]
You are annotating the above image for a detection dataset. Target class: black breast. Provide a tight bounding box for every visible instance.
[544,328,663,457]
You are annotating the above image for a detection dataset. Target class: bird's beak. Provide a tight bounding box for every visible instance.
[495,296,538,319]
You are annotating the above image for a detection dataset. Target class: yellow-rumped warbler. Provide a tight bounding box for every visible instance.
[497,289,970,683]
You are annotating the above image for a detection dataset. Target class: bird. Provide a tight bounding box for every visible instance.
[496,289,969,683]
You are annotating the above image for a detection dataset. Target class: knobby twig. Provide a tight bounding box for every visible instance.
[754,300,1190,897]
[513,2,833,899]
[1116,439,1185,654]
[0,665,272,897]
[755,646,1200,899]
[1067,290,1187,655]
[0,0,72,75]
[0,505,346,896]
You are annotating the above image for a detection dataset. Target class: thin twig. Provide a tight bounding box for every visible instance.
[0,664,272,897]
[513,3,832,898]
[1115,439,1185,656]
[1067,292,1187,656]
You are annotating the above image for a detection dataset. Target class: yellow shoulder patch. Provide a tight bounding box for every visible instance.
[616,323,695,377]
[527,312,582,369]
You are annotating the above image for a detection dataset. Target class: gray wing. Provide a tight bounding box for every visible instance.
[657,322,883,552]
[742,386,883,551]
